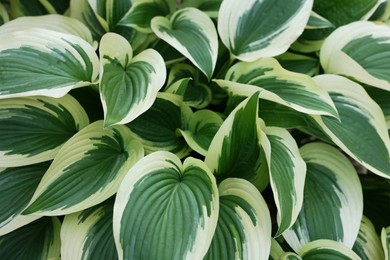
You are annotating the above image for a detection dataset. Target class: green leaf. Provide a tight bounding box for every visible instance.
[381,226,390,260]
[151,7,218,79]
[126,93,192,158]
[99,32,166,127]
[312,74,390,178]
[23,120,143,216]
[0,217,61,259]
[321,21,390,91]
[0,3,9,25]
[214,58,338,118]
[305,11,335,29]
[181,0,222,18]
[265,127,306,236]
[113,151,219,260]
[179,109,223,156]
[0,95,89,167]
[204,178,271,260]
[204,93,268,185]
[217,0,313,61]
[352,216,385,260]
[276,52,320,76]
[299,239,362,260]
[283,143,363,252]
[104,0,133,31]
[0,162,50,236]
[269,238,286,260]
[10,0,48,17]
[61,198,118,260]
[0,28,99,98]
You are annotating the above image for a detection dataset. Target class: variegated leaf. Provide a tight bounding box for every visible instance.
[283,143,363,252]
[9,0,49,17]
[0,95,89,167]
[269,239,286,260]
[305,11,335,29]
[181,0,222,18]
[265,127,306,236]
[0,28,99,99]
[104,0,133,31]
[61,198,117,260]
[179,109,223,156]
[204,178,271,260]
[151,7,218,79]
[217,0,313,61]
[214,58,338,118]
[276,52,320,76]
[126,93,192,158]
[321,21,390,91]
[299,240,362,260]
[312,74,390,178]
[382,226,390,260]
[0,217,61,259]
[99,32,166,127]
[353,216,385,260]
[23,120,143,216]
[113,151,219,260]
[204,93,269,187]
[0,162,50,236]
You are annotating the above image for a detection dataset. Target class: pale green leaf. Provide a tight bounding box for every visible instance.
[217,0,313,61]
[113,151,219,260]
[151,7,218,79]
[269,239,286,260]
[382,226,390,260]
[0,3,9,25]
[23,120,144,216]
[283,143,363,252]
[299,239,362,260]
[10,0,48,18]
[0,95,89,167]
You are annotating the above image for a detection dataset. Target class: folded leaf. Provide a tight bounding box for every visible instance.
[217,0,313,61]
[0,28,99,99]
[299,239,361,260]
[99,32,166,127]
[151,7,218,79]
[113,151,219,260]
[0,95,89,167]
[23,120,144,216]
[312,74,390,178]
[204,178,271,260]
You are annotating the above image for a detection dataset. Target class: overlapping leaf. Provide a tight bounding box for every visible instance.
[23,120,143,216]
[217,0,313,61]
[204,178,271,260]
[99,32,166,127]
[276,52,320,76]
[298,240,361,259]
[113,151,219,260]
[283,143,363,252]
[0,95,89,167]
[151,7,218,79]
[312,74,390,178]
[0,28,99,99]
[382,226,390,259]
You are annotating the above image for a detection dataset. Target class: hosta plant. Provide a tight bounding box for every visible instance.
[1,0,390,259]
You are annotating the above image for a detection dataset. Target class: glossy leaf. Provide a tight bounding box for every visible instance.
[99,32,166,127]
[113,151,219,260]
[0,95,89,167]
[151,7,218,79]
[0,28,99,98]
[204,178,271,260]
[283,143,363,252]
[218,0,313,61]
[299,239,361,260]
[312,74,390,178]
[23,120,144,216]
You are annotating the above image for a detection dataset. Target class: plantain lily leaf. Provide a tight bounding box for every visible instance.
[214,58,338,118]
[365,86,390,130]
[38,0,70,14]
[0,3,9,25]
[181,0,222,18]
[204,178,271,260]
[258,100,308,128]
[352,216,385,260]
[321,21,390,91]
[151,7,218,79]
[104,0,132,31]
[217,0,313,61]
[312,74,390,178]
[10,0,48,17]
[179,109,223,156]
[99,32,166,127]
[0,217,61,259]
[382,226,390,259]
[276,52,320,76]
[204,93,268,186]
[265,127,306,236]
[126,93,192,158]
[0,14,95,46]
[23,120,144,216]
[0,28,99,99]
[299,239,362,260]
[0,162,50,236]
[269,239,286,260]
[305,11,335,29]
[0,95,89,167]
[61,197,118,260]
[283,143,363,252]
[113,151,219,260]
